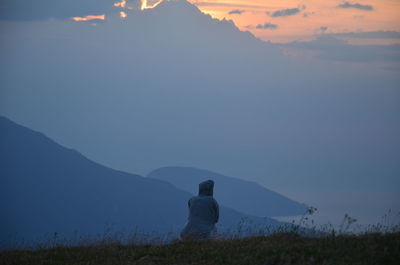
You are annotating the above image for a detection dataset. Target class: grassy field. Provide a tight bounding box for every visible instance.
[1,232,399,265]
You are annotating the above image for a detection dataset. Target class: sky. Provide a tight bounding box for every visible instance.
[192,0,400,43]
[2,0,399,43]
[0,0,399,227]
[92,0,400,44]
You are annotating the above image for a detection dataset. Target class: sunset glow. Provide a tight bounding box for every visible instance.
[120,11,128,18]
[141,0,164,10]
[72,14,106,22]
[114,0,127,8]
[188,0,400,43]
[72,0,400,43]
[119,11,128,18]
[141,0,148,10]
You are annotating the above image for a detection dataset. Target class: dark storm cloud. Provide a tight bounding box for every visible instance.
[303,11,315,18]
[256,23,278,30]
[337,2,374,11]
[228,9,245,15]
[320,26,328,32]
[268,7,303,17]
[0,0,118,20]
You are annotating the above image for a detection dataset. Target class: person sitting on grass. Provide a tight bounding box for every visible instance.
[180,180,219,240]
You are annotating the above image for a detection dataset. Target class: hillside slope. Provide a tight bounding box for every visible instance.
[0,117,282,248]
[148,166,308,217]
[1,233,399,265]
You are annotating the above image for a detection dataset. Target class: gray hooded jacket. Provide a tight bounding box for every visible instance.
[180,180,219,240]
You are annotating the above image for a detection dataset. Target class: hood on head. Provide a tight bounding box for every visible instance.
[198,180,214,196]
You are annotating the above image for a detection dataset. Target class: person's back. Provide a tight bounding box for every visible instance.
[180,180,219,240]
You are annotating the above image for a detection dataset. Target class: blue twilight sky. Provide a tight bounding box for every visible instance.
[0,0,399,225]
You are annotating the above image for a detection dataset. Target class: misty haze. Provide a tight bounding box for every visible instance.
[0,0,399,264]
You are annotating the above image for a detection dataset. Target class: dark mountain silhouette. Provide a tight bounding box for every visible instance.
[148,167,308,217]
[0,117,282,249]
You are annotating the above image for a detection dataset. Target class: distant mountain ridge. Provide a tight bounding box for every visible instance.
[148,167,308,217]
[0,117,283,249]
